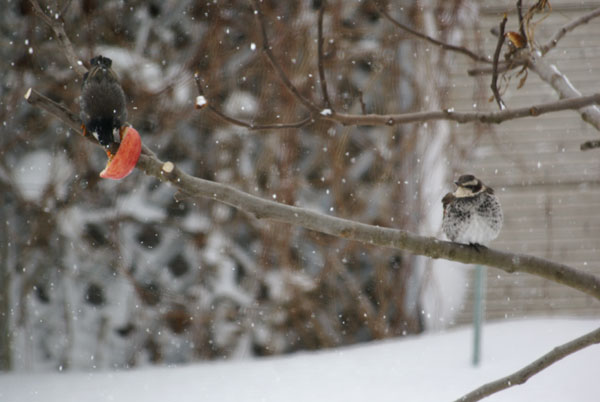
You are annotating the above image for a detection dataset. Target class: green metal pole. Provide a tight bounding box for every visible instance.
[472,265,486,366]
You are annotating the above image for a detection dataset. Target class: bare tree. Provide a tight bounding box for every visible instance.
[6,0,600,399]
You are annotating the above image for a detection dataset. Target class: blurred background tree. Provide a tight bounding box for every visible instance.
[0,0,474,370]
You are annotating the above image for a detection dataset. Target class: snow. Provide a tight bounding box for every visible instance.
[195,95,207,109]
[1,318,598,402]
[223,91,258,117]
[13,150,73,202]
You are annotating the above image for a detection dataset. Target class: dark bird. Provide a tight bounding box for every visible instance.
[442,174,503,248]
[80,55,127,147]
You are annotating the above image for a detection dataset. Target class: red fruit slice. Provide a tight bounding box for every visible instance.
[99,127,142,179]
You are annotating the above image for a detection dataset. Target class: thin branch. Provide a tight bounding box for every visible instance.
[317,1,333,110]
[491,15,508,110]
[374,1,490,63]
[195,71,600,128]
[539,6,600,55]
[357,89,367,114]
[325,93,600,126]
[24,89,600,302]
[193,75,313,131]
[250,0,321,114]
[468,60,525,76]
[456,326,600,402]
[516,0,528,47]
[59,0,74,17]
[28,0,86,77]
[580,140,600,151]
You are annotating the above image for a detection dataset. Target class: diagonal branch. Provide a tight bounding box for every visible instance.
[28,0,86,77]
[23,88,600,302]
[250,0,321,114]
[539,6,600,55]
[374,1,490,63]
[317,1,333,110]
[455,326,600,402]
[193,74,313,131]
[491,15,508,110]
[516,0,528,48]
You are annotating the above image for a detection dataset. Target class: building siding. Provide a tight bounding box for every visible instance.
[445,1,600,324]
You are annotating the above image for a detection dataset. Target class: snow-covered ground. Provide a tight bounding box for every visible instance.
[1,318,598,402]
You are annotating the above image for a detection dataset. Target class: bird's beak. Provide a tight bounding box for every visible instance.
[454,180,460,186]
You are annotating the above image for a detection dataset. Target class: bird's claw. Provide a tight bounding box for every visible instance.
[469,243,487,253]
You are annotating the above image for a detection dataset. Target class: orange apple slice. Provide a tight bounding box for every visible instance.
[99,127,142,179]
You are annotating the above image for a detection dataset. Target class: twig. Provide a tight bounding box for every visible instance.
[250,0,321,114]
[317,1,332,110]
[516,0,528,47]
[193,75,313,130]
[580,140,600,151]
[539,6,600,55]
[59,0,74,17]
[24,89,600,301]
[325,93,600,126]
[28,0,86,78]
[455,326,600,402]
[195,74,600,128]
[357,89,367,115]
[468,60,525,76]
[374,1,490,63]
[491,15,508,110]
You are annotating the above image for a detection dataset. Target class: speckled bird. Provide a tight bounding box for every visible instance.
[442,174,503,247]
[80,55,127,147]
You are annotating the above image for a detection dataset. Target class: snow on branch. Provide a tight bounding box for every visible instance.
[528,52,600,132]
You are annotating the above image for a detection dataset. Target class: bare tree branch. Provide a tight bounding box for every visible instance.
[516,0,528,48]
[28,0,86,77]
[250,0,321,114]
[539,7,600,55]
[193,75,314,131]
[455,326,600,402]
[528,52,600,132]
[324,93,600,126]
[23,89,600,302]
[317,1,333,110]
[580,139,600,151]
[374,1,490,63]
[191,75,600,130]
[468,60,525,76]
[59,0,74,18]
[491,15,508,110]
